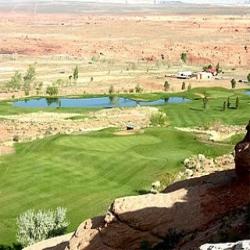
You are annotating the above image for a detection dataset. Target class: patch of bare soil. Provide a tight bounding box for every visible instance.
[0,144,15,156]
[0,107,158,155]
[176,123,244,142]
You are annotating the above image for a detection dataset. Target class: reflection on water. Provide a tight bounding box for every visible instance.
[13,96,191,108]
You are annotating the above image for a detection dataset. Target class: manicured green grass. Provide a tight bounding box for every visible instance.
[0,128,232,244]
[0,87,249,245]
[162,88,250,127]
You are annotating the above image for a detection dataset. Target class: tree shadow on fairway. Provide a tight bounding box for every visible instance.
[190,107,204,112]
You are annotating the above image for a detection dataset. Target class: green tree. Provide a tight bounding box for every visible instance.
[216,63,222,74]
[236,96,239,109]
[23,65,36,96]
[227,97,231,109]
[231,78,236,89]
[46,86,58,96]
[203,96,208,110]
[164,81,170,91]
[181,82,186,90]
[7,71,22,91]
[180,53,187,64]
[247,73,250,83]
[73,66,79,81]
[23,64,36,83]
[222,101,226,111]
[109,85,114,95]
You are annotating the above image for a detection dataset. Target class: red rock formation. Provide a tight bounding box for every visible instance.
[235,121,250,176]
[65,170,250,250]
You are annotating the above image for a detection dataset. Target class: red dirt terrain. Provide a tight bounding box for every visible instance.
[0,7,249,68]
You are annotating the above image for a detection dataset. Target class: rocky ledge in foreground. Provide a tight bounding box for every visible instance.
[200,240,250,250]
[65,169,250,250]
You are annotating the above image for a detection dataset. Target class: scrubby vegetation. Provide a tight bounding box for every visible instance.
[16,207,68,247]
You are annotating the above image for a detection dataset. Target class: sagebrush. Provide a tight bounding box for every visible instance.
[16,207,69,247]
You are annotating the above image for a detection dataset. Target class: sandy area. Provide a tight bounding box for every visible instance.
[176,123,244,142]
[0,107,158,155]
[0,8,249,99]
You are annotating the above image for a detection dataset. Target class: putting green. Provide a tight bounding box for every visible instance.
[0,128,231,244]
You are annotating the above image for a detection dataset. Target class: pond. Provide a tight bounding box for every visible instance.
[245,91,250,96]
[13,96,191,108]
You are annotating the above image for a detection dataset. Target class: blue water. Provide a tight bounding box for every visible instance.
[13,96,190,108]
[245,91,250,96]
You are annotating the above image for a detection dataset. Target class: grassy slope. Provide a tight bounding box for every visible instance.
[0,128,231,244]
[163,88,250,127]
[0,87,248,244]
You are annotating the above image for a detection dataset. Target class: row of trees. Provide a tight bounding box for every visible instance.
[6,65,80,96]
[6,64,36,95]
[108,83,143,95]
[202,95,240,111]
[164,81,191,91]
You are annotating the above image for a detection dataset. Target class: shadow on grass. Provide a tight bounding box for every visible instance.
[190,107,204,112]
[136,189,150,195]
[0,244,22,250]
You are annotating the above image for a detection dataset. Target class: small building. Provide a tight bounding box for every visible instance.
[176,71,193,79]
[196,72,213,80]
[206,67,217,76]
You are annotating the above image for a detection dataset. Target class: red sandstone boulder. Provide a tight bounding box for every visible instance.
[235,121,250,176]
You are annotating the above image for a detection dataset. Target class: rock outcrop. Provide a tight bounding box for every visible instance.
[200,240,250,250]
[235,120,250,176]
[65,170,250,250]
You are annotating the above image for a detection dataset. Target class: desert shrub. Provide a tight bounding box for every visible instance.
[159,172,177,189]
[109,85,114,95]
[150,181,161,194]
[46,86,58,96]
[129,88,134,93]
[187,83,192,91]
[150,112,168,127]
[135,84,143,93]
[16,207,69,247]
[13,135,19,142]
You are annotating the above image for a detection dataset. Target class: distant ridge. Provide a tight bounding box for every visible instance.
[0,0,249,5]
